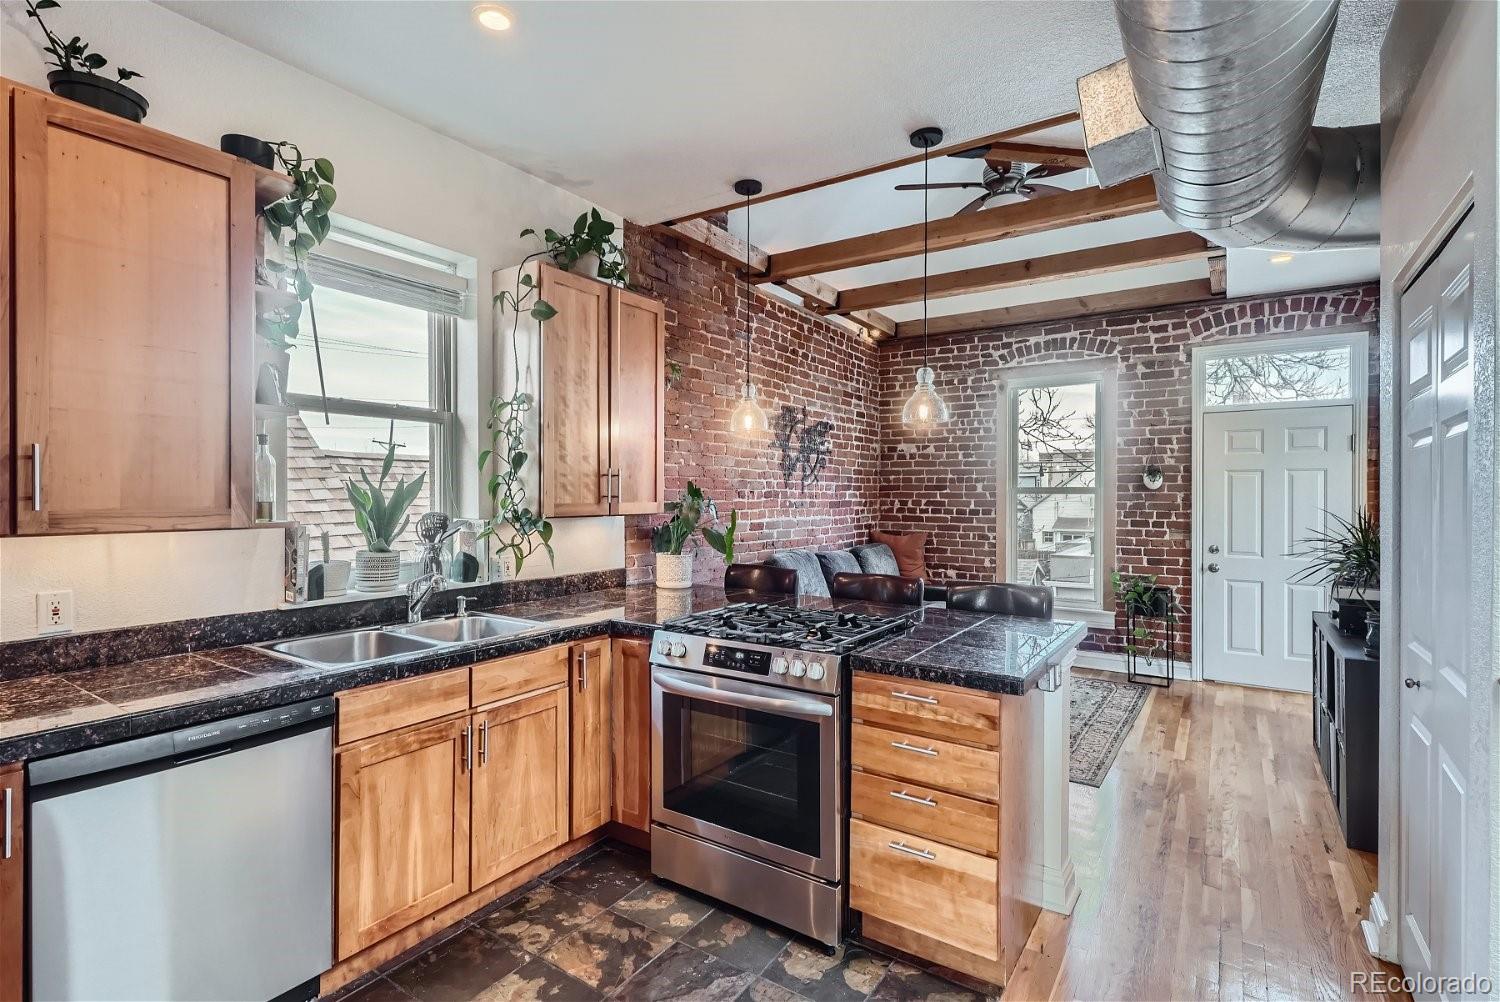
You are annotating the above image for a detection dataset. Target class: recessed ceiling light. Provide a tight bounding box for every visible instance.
[472,3,513,32]
[1270,252,1295,264]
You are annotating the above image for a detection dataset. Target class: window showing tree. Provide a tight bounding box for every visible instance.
[1010,381,1101,606]
[1203,346,1352,407]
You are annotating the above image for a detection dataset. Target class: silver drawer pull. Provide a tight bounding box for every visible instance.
[3,787,10,860]
[888,840,936,861]
[889,789,937,808]
[31,443,42,513]
[891,740,938,757]
[891,690,938,705]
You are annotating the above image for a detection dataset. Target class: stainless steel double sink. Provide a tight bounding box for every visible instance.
[260,612,544,668]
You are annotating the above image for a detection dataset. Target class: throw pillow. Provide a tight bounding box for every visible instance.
[871,529,929,579]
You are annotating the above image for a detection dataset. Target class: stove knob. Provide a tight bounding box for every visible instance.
[806,661,826,681]
[790,659,808,678]
[771,657,789,675]
[669,641,687,658]
[655,639,672,656]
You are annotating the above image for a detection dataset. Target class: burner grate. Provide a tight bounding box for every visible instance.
[666,602,908,655]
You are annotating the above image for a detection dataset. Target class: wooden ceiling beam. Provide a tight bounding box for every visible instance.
[892,278,1218,339]
[760,176,1159,283]
[662,110,1081,225]
[978,142,1091,169]
[827,232,1215,315]
[656,219,897,332]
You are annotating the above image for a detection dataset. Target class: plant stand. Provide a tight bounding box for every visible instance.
[1124,584,1176,688]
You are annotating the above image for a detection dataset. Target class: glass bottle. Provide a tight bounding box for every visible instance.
[254,432,276,522]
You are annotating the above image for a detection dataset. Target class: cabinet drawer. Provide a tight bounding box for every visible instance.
[472,646,569,707]
[337,668,469,745]
[852,674,999,747]
[852,722,999,802]
[850,819,997,960]
[851,770,997,856]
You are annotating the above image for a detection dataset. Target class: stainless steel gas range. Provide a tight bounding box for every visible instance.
[648,602,909,947]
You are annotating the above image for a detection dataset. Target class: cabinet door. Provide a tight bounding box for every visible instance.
[11,89,254,533]
[472,687,570,888]
[0,764,21,1001]
[570,638,614,836]
[611,638,652,831]
[540,265,610,517]
[337,716,471,959]
[609,288,665,514]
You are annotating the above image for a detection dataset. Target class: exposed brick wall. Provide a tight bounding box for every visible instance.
[876,284,1381,659]
[621,222,880,584]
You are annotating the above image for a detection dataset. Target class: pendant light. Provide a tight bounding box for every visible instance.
[729,178,770,437]
[901,126,951,432]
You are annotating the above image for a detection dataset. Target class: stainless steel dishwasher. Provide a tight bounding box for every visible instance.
[29,697,334,1002]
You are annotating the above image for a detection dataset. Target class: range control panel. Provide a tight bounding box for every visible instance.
[650,632,840,694]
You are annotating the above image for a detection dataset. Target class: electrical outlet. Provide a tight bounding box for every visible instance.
[36,590,73,635]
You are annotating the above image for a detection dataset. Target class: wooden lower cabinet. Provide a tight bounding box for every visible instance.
[611,638,652,832]
[471,687,570,887]
[0,764,22,1001]
[570,638,614,837]
[336,716,471,960]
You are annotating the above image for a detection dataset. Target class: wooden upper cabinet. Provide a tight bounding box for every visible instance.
[8,85,255,533]
[570,637,614,837]
[609,288,666,514]
[522,263,664,519]
[540,265,611,518]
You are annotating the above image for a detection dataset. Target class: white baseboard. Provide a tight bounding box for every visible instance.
[1361,891,1397,962]
[1071,649,1195,681]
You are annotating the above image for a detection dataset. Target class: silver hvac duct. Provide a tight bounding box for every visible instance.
[1089,0,1379,249]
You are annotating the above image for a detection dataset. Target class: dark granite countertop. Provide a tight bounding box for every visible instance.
[851,605,1088,696]
[0,585,1085,763]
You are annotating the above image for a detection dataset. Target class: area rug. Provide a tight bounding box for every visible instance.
[1070,676,1151,787]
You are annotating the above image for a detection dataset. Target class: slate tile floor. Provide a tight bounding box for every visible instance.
[339,842,999,1002]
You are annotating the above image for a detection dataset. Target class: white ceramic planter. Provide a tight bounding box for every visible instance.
[353,549,401,593]
[656,551,694,590]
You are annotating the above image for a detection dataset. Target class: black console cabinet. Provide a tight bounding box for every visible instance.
[1311,612,1379,851]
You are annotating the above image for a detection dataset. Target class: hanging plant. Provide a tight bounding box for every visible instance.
[523,209,628,285]
[478,238,561,576]
[259,142,337,418]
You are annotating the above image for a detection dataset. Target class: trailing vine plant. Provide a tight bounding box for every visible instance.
[523,209,628,285]
[1110,571,1179,662]
[478,244,560,576]
[259,142,338,417]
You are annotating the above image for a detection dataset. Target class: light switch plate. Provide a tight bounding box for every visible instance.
[36,590,73,635]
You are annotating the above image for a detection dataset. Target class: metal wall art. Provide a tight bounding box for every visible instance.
[773,405,832,491]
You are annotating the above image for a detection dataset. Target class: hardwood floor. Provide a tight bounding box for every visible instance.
[1004,672,1407,1001]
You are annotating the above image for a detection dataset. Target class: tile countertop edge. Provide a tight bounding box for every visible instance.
[851,618,1089,696]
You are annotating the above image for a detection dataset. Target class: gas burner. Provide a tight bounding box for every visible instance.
[665,602,909,657]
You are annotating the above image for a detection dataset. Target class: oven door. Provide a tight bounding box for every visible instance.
[651,666,842,881]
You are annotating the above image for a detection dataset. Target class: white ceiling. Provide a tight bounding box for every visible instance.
[163,0,1395,321]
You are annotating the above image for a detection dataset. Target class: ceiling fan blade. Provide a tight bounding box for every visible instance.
[1021,184,1069,199]
[955,192,994,215]
[1026,163,1085,179]
[947,145,991,160]
[894,182,985,191]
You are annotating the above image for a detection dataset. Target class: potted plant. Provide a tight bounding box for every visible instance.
[523,209,628,285]
[652,482,738,590]
[345,443,425,592]
[1111,571,1179,678]
[25,0,147,122]
[1289,508,1379,637]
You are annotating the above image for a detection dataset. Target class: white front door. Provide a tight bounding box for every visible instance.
[1398,208,1484,996]
[1201,405,1355,691]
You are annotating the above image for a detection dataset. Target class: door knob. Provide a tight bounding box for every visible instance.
[1404,678,1420,689]
[1206,563,1220,573]
[1208,544,1220,554]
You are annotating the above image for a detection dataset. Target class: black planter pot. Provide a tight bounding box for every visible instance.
[1125,585,1173,619]
[47,70,148,123]
[220,133,275,169]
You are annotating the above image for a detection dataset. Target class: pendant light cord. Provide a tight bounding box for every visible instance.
[921,146,930,369]
[743,189,752,395]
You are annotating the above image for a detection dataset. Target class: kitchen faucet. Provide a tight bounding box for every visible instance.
[409,512,452,623]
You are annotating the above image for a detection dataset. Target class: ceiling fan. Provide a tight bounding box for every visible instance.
[895,158,1071,215]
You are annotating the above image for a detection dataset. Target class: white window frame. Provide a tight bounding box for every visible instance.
[996,359,1118,628]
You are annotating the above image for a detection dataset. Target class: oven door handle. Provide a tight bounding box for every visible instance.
[652,669,835,719]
